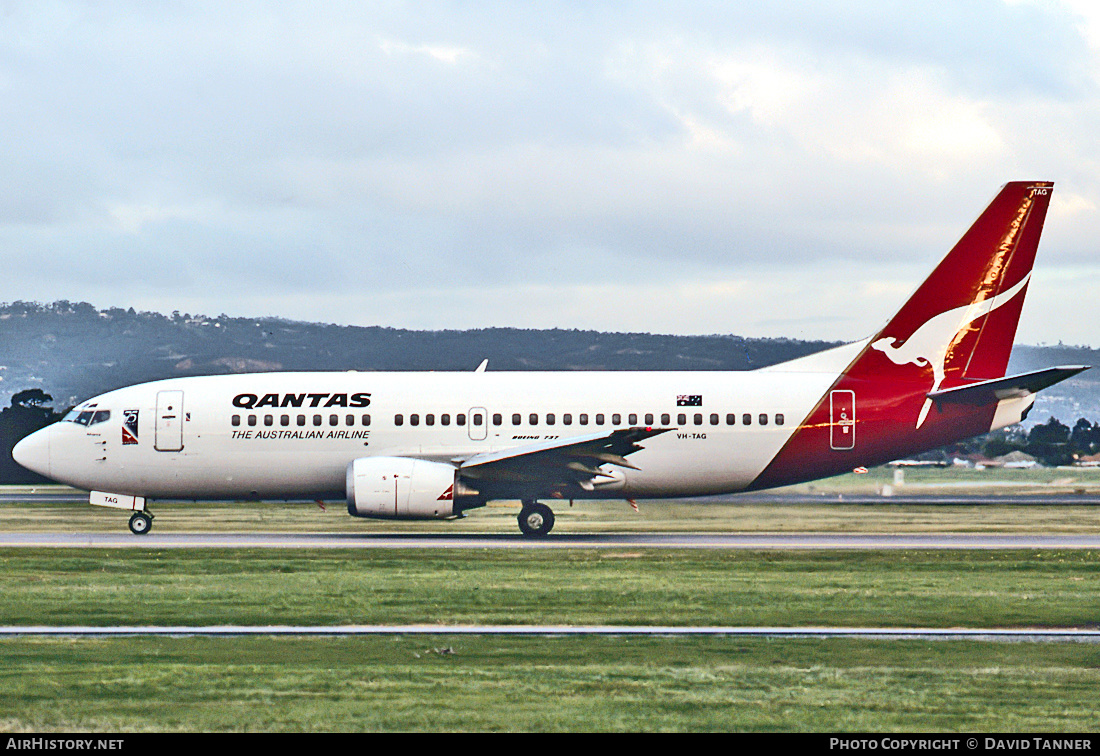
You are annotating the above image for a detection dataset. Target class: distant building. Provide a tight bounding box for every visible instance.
[995,451,1041,468]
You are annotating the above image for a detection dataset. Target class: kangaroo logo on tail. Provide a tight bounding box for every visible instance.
[871,272,1031,427]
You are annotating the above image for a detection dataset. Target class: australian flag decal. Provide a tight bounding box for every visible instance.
[676,395,703,407]
[122,409,139,445]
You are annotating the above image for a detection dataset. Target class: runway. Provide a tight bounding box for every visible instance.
[7,491,1100,506]
[1,624,1098,641]
[3,532,1100,548]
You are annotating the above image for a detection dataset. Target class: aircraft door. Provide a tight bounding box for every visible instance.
[155,390,185,452]
[468,407,487,441]
[830,390,855,450]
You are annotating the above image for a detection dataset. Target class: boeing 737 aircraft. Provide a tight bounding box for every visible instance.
[13,181,1085,536]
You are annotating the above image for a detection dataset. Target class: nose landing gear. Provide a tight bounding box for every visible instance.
[128,511,154,535]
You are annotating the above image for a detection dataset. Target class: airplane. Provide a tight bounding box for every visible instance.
[12,181,1086,537]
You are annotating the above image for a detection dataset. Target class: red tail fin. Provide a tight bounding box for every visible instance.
[867,182,1050,381]
[750,182,1054,489]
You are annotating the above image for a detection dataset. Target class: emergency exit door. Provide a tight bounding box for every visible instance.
[155,390,184,452]
[467,407,487,441]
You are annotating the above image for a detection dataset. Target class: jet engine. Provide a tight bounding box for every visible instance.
[346,456,458,519]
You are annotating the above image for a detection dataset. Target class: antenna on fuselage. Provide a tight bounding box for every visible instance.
[474,359,488,373]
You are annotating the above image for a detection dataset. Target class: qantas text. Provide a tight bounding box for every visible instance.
[232,392,371,409]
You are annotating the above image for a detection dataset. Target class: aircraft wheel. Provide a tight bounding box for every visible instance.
[518,502,554,537]
[128,511,153,536]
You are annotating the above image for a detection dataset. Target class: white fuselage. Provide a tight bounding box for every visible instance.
[36,368,840,501]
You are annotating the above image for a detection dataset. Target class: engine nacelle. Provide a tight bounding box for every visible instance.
[346,456,457,519]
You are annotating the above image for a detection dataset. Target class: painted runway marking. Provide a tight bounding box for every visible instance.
[2,532,1100,549]
[1,625,1097,642]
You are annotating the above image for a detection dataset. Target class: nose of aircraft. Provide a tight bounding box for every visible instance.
[12,426,51,478]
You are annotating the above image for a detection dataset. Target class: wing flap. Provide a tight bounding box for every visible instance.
[459,427,672,490]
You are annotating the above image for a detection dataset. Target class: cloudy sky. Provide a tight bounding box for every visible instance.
[2,1,1099,346]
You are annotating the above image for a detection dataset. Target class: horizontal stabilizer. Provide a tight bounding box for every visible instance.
[926,366,1089,406]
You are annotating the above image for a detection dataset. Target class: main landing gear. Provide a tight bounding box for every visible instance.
[518,501,555,537]
[128,510,154,535]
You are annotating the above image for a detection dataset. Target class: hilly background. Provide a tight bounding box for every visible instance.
[2,300,1097,427]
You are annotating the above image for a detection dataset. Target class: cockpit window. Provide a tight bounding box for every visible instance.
[63,405,110,426]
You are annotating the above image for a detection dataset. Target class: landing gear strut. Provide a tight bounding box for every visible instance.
[518,501,555,537]
[128,511,153,535]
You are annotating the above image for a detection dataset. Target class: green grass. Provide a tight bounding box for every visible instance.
[1,548,1098,628]
[1,636,1098,731]
[3,477,1100,732]
[7,465,1100,536]
[3,492,1100,535]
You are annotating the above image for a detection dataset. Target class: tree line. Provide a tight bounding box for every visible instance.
[939,416,1100,468]
[0,389,66,484]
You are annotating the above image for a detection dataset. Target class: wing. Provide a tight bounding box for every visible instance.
[458,427,672,496]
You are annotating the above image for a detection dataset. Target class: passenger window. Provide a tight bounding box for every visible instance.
[329,414,339,426]
[457,414,466,426]
[595,414,605,425]
[426,414,435,426]
[580,414,589,425]
[529,413,538,425]
[612,413,621,425]
[442,414,451,426]
[264,415,274,426]
[694,413,702,425]
[313,414,323,426]
[492,413,501,426]
[395,414,404,426]
[512,413,522,425]
[297,415,306,426]
[776,414,784,426]
[362,414,371,426]
[677,414,686,425]
[546,413,555,425]
[232,415,241,427]
[281,415,290,426]
[346,414,354,426]
[726,413,736,425]
[628,413,637,425]
[644,413,653,425]
[473,413,483,426]
[248,415,257,427]
[743,414,752,425]
[563,414,573,425]
[662,413,670,425]
[759,413,768,426]
[710,413,719,425]
[410,414,420,426]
